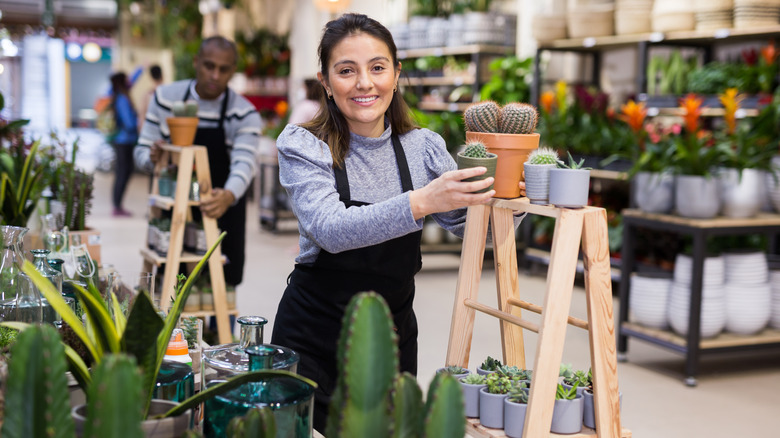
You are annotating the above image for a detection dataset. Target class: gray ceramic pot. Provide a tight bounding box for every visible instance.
[436,367,470,380]
[550,394,584,434]
[549,168,591,208]
[503,397,528,438]
[476,367,495,376]
[634,171,674,214]
[457,153,498,193]
[460,381,486,418]
[675,175,720,218]
[478,386,507,429]
[718,168,763,218]
[524,163,557,205]
[583,389,622,430]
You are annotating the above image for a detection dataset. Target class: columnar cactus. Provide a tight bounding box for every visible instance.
[172,100,199,117]
[84,354,144,438]
[526,147,561,165]
[461,142,490,158]
[327,292,465,438]
[499,102,538,134]
[464,101,500,133]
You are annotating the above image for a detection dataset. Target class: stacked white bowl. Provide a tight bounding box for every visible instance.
[653,0,696,31]
[769,270,780,329]
[629,273,672,329]
[734,0,780,29]
[615,0,653,35]
[694,0,733,30]
[724,251,771,335]
[668,254,726,338]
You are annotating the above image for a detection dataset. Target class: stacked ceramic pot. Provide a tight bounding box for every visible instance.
[568,1,615,38]
[694,0,733,30]
[667,254,727,338]
[652,0,696,32]
[723,251,771,335]
[734,0,780,29]
[629,273,672,329]
[615,0,653,35]
[769,270,780,329]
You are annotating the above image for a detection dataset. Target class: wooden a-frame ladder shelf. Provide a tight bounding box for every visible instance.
[447,198,631,438]
[141,144,235,344]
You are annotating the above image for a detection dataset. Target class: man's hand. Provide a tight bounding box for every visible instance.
[200,188,235,219]
[150,140,165,163]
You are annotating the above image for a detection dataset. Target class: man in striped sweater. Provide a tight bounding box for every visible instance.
[134,36,263,287]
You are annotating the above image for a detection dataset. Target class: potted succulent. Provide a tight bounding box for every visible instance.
[158,164,177,197]
[477,355,502,375]
[549,152,593,208]
[437,364,470,380]
[456,142,498,193]
[551,382,583,434]
[524,146,562,205]
[155,218,172,256]
[464,101,540,198]
[180,316,202,378]
[560,365,590,396]
[479,371,511,429]
[167,100,199,146]
[460,372,486,418]
[503,381,529,438]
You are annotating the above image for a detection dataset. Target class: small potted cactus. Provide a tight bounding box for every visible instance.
[464,101,540,198]
[524,146,562,205]
[460,373,486,418]
[166,99,199,146]
[456,142,498,193]
[549,152,593,208]
[503,381,529,438]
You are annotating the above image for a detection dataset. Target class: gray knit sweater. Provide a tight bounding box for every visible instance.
[278,123,470,264]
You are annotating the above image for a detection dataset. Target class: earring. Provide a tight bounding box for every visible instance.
[327,91,333,99]
[393,84,398,93]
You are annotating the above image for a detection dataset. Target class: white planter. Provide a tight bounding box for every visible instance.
[675,175,720,219]
[634,171,674,214]
[718,168,763,218]
[549,168,591,208]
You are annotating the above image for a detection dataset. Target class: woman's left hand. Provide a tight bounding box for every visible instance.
[409,167,495,220]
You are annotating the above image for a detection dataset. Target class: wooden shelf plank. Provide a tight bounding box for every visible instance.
[140,247,224,266]
[622,322,780,349]
[466,418,632,437]
[149,194,199,210]
[398,44,514,59]
[418,101,470,112]
[182,309,240,318]
[590,169,628,181]
[622,209,780,229]
[403,76,476,87]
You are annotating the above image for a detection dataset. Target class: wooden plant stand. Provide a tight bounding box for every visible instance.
[447,198,630,438]
[141,144,236,344]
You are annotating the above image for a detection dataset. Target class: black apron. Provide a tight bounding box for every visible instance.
[184,83,247,286]
[271,133,422,432]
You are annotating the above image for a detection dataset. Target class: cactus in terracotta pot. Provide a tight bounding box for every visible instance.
[499,102,538,134]
[464,101,500,133]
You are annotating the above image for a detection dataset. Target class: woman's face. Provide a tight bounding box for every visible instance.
[319,33,400,138]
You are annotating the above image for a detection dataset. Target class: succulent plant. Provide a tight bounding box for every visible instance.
[460,142,493,159]
[499,102,538,134]
[443,365,469,375]
[526,147,561,165]
[326,292,465,438]
[180,315,200,350]
[555,382,579,400]
[464,101,500,133]
[564,369,591,388]
[461,373,486,385]
[496,364,532,381]
[558,152,592,170]
[507,381,529,404]
[227,407,277,437]
[172,100,199,117]
[559,363,574,379]
[485,372,512,395]
[479,355,502,372]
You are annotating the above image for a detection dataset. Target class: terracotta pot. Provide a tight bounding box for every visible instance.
[466,132,540,199]
[166,117,199,146]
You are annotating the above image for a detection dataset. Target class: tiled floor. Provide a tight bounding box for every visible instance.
[93,170,780,438]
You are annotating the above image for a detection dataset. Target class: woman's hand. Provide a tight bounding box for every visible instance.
[518,180,526,197]
[409,167,495,220]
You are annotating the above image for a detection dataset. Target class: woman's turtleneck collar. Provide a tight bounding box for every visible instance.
[349,120,392,149]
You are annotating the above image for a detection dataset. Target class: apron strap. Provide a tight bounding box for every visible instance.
[333,133,412,202]
[218,88,230,128]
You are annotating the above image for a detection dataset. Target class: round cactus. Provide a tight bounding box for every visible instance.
[499,103,538,134]
[526,147,561,165]
[464,101,500,133]
[461,142,490,159]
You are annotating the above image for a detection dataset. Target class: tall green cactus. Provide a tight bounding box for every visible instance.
[464,101,500,133]
[1,324,74,438]
[227,407,277,437]
[84,354,144,438]
[327,292,466,438]
[499,102,538,134]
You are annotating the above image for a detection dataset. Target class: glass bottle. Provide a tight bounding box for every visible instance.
[40,213,69,258]
[203,345,314,438]
[31,249,64,325]
[0,226,42,323]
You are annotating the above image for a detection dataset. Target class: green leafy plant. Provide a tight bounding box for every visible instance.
[0,139,46,227]
[479,56,533,104]
[507,381,529,404]
[180,315,200,350]
[526,147,561,165]
[461,373,486,385]
[556,382,579,400]
[480,355,502,372]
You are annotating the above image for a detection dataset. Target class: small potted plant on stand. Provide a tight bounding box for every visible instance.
[477,355,502,375]
[460,373,486,418]
[524,147,562,205]
[456,142,498,193]
[551,383,584,434]
[436,365,470,380]
[479,371,511,429]
[167,100,199,146]
[503,381,529,438]
[549,152,593,208]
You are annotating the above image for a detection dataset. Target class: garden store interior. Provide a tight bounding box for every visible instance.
[2,0,780,437]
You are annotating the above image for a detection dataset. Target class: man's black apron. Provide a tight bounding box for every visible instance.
[271,133,422,432]
[183,83,246,285]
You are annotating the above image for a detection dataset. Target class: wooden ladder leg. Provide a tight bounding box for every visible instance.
[582,209,621,438]
[160,148,195,309]
[523,209,584,438]
[490,206,525,368]
[446,204,491,368]
[194,148,231,344]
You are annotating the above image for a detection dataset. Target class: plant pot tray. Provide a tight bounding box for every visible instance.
[466,418,632,437]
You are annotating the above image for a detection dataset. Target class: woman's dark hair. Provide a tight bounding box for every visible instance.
[302,13,418,168]
[110,72,134,113]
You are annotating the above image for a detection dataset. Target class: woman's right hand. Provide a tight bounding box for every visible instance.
[409,167,495,220]
[149,140,164,163]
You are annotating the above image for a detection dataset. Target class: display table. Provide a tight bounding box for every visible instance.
[618,209,780,386]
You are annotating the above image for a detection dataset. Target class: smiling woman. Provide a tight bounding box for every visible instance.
[269,12,526,434]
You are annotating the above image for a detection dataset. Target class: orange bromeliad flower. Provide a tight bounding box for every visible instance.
[540,91,555,114]
[762,40,777,66]
[680,93,703,134]
[619,100,647,134]
[718,88,743,135]
[274,100,289,118]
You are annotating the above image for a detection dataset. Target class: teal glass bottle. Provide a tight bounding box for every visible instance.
[31,249,64,325]
[154,360,195,403]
